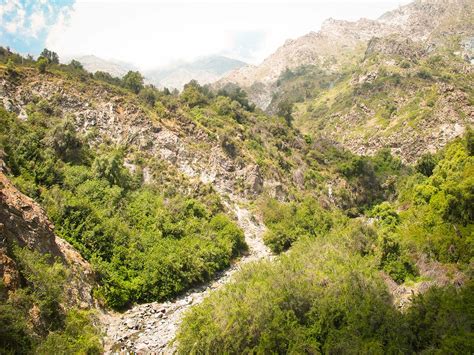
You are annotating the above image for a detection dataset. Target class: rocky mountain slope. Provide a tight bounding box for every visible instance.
[0,166,95,309]
[293,38,474,163]
[217,0,473,110]
[216,0,473,163]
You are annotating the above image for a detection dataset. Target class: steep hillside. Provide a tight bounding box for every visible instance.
[217,0,473,111]
[0,165,101,353]
[294,37,474,163]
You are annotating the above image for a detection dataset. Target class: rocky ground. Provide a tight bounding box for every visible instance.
[102,202,272,354]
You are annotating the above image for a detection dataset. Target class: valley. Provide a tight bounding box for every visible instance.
[0,0,473,354]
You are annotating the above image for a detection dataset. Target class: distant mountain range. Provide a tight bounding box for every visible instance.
[69,55,136,78]
[144,56,247,90]
[71,54,247,90]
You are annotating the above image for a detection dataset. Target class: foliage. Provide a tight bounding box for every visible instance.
[217,84,255,111]
[39,48,59,64]
[93,71,122,86]
[335,148,405,213]
[0,248,102,354]
[397,136,474,263]
[122,70,144,94]
[176,230,407,354]
[1,103,246,309]
[36,310,102,355]
[261,197,336,253]
[181,80,209,108]
[415,152,438,177]
[37,57,48,74]
[404,281,474,353]
[68,59,84,71]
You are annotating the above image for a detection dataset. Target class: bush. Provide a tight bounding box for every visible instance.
[262,197,335,252]
[122,70,144,94]
[176,235,406,354]
[405,282,474,353]
[37,57,48,73]
[36,310,102,355]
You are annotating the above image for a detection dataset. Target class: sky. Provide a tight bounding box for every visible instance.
[0,0,412,69]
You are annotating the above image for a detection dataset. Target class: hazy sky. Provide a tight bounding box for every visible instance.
[1,0,412,69]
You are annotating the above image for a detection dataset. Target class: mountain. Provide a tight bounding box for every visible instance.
[0,0,473,353]
[145,55,247,89]
[217,0,474,162]
[217,0,474,110]
[70,54,135,77]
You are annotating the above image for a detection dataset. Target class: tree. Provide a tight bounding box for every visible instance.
[277,99,294,126]
[94,71,122,86]
[122,71,144,94]
[181,80,208,107]
[69,59,84,71]
[37,57,48,73]
[138,85,158,106]
[40,48,59,64]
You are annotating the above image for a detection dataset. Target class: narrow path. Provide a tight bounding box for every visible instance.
[102,202,272,354]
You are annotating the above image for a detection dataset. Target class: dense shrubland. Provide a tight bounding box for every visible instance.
[0,248,102,354]
[1,47,472,353]
[0,103,245,309]
[177,134,474,353]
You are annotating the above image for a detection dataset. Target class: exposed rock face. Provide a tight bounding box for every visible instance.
[217,0,473,111]
[0,171,95,309]
[0,71,268,200]
[365,36,426,60]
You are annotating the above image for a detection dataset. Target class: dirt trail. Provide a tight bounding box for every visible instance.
[102,202,271,354]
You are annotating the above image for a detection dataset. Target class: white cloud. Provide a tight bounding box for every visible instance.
[46,0,413,69]
[29,11,47,37]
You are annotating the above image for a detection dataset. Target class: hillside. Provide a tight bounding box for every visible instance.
[216,0,474,163]
[217,0,473,109]
[0,0,473,353]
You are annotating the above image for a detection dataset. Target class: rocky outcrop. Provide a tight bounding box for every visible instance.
[365,36,426,60]
[0,71,269,199]
[0,171,95,308]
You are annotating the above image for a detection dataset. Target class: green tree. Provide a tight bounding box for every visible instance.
[181,80,208,107]
[122,70,144,94]
[138,85,158,106]
[69,59,84,70]
[6,58,16,76]
[40,48,59,64]
[277,99,294,126]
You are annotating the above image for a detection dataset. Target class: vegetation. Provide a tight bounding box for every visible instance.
[0,103,246,309]
[177,134,474,353]
[0,43,472,354]
[0,248,102,354]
